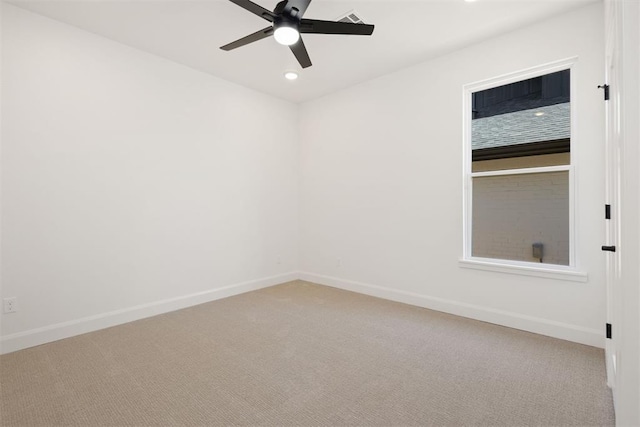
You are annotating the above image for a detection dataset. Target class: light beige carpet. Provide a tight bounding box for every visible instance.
[0,280,614,426]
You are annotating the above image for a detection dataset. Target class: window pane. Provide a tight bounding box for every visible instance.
[472,171,569,266]
[472,70,570,172]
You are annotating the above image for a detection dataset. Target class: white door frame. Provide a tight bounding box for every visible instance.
[603,0,623,398]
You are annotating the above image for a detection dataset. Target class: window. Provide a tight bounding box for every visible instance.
[461,59,585,281]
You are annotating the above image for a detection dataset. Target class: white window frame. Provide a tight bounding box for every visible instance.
[459,57,587,282]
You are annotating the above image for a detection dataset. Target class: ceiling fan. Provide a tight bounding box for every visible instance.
[220,0,375,69]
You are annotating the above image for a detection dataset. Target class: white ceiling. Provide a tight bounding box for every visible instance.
[8,0,597,103]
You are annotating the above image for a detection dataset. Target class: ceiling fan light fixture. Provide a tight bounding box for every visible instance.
[274,22,300,46]
[284,71,299,80]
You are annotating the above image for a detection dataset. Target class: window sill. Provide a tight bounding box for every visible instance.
[458,258,588,282]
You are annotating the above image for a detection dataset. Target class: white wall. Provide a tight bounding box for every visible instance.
[1,4,298,353]
[299,3,606,347]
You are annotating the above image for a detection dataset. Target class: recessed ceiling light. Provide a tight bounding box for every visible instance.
[535,112,545,117]
[284,71,299,81]
[465,0,477,3]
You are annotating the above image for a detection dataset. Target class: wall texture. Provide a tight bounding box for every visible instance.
[299,3,605,347]
[1,5,298,352]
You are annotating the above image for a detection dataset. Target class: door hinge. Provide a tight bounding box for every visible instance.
[606,323,612,339]
[602,245,616,252]
[605,204,611,220]
[598,84,610,101]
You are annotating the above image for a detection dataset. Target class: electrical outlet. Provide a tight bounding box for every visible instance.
[337,258,342,267]
[3,297,17,314]
[277,256,282,265]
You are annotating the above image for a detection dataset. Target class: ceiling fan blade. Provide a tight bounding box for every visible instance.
[300,19,374,36]
[228,0,276,22]
[220,27,274,51]
[289,37,312,68]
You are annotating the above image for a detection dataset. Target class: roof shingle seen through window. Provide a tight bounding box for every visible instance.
[472,103,570,150]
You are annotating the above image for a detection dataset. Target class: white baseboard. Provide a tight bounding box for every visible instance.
[2,271,604,354]
[0,272,298,355]
[299,272,604,348]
